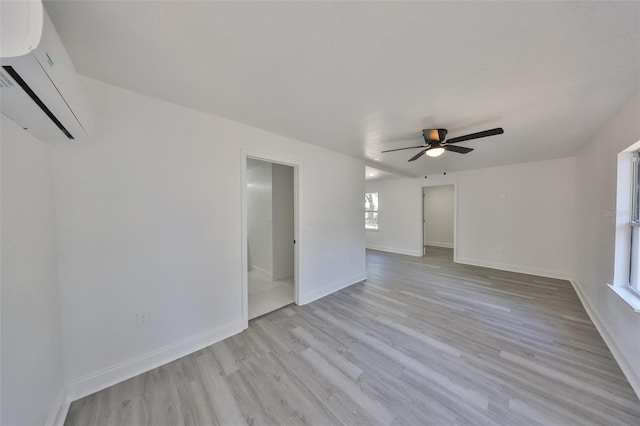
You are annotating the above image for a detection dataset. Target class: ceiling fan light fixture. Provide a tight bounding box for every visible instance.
[383,126,503,162]
[426,147,445,157]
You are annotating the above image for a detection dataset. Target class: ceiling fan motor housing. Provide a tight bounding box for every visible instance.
[423,128,448,142]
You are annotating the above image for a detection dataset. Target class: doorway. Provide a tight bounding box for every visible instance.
[244,157,296,321]
[422,184,455,261]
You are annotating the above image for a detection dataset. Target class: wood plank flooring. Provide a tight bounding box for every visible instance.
[64,247,640,425]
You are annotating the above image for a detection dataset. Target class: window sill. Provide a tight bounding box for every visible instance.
[608,284,640,313]
[365,228,379,232]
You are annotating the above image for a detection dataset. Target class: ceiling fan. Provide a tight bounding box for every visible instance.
[381,127,504,161]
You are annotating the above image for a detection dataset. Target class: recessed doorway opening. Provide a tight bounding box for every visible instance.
[242,155,299,325]
[422,184,456,261]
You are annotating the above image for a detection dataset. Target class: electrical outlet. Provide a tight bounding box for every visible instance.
[137,312,149,328]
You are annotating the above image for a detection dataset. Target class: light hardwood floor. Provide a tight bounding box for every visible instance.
[64,247,640,425]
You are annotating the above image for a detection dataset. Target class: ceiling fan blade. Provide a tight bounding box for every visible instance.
[446,127,504,144]
[408,150,427,162]
[445,145,473,154]
[381,145,427,153]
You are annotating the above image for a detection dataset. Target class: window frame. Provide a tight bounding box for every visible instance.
[365,192,379,231]
[629,153,640,295]
[609,147,640,312]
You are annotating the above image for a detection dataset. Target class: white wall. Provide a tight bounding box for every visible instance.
[423,185,454,248]
[366,156,576,279]
[51,77,366,399]
[247,159,273,277]
[272,163,294,280]
[1,116,65,425]
[365,185,421,256]
[573,91,640,394]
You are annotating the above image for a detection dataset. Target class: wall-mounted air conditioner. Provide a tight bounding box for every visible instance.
[0,0,91,141]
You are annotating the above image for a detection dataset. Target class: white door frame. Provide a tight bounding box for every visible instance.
[241,150,301,329]
[422,182,457,260]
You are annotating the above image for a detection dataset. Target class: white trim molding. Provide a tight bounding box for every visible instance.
[66,319,243,402]
[45,388,70,426]
[273,269,294,281]
[366,245,422,257]
[455,257,570,281]
[571,280,640,398]
[298,273,367,306]
[424,240,454,249]
[248,264,273,281]
[608,284,640,313]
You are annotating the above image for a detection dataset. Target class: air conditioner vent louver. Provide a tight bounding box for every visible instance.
[0,70,15,88]
[2,65,74,139]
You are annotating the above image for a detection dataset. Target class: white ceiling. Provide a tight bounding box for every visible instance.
[44,1,640,178]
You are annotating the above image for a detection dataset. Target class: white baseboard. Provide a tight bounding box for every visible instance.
[424,241,454,249]
[366,245,422,257]
[454,257,569,280]
[66,319,243,402]
[46,388,69,426]
[299,273,367,305]
[273,269,294,281]
[249,264,273,280]
[570,280,640,399]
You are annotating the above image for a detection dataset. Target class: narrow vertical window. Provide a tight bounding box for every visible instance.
[630,153,640,292]
[365,192,378,230]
